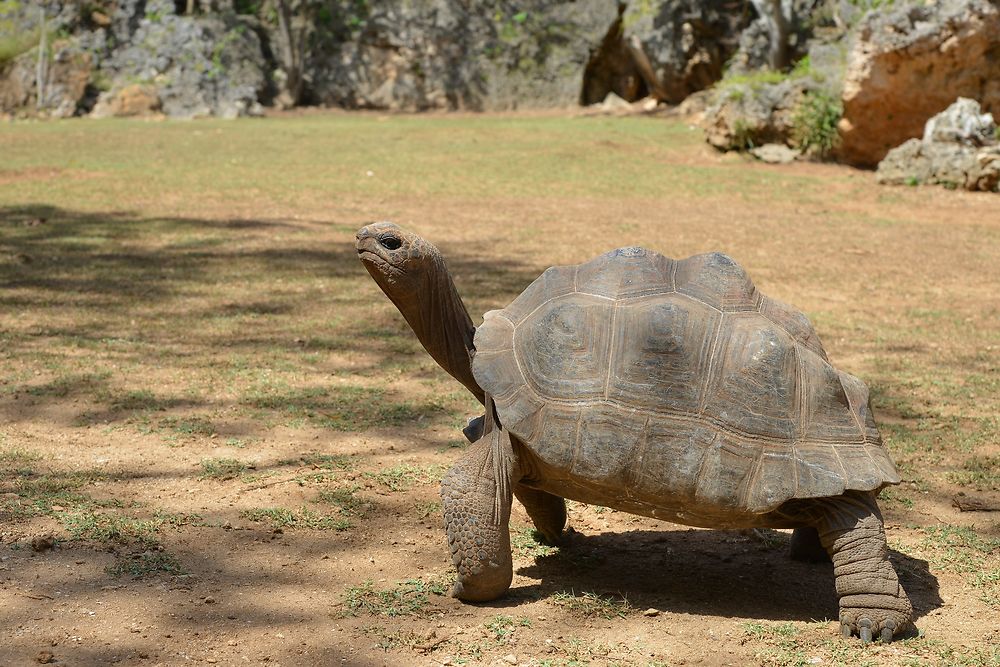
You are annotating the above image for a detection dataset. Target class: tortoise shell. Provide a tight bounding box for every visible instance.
[472,247,900,515]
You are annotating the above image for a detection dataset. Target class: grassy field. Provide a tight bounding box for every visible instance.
[1,112,998,666]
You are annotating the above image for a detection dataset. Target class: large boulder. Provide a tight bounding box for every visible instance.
[701,75,819,150]
[877,98,1000,192]
[838,0,1000,167]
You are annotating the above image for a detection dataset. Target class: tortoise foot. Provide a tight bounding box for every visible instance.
[839,602,907,642]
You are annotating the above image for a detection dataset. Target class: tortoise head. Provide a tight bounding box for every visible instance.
[356,221,444,299]
[356,222,485,405]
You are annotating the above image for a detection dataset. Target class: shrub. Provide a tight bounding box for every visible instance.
[791,90,842,158]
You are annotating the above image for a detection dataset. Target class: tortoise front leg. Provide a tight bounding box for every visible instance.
[514,484,567,544]
[813,491,912,642]
[441,427,518,601]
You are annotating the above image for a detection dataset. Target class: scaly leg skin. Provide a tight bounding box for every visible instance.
[789,526,831,563]
[440,427,518,602]
[514,484,567,544]
[815,491,912,642]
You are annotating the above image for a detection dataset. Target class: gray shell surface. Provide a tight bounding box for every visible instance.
[472,247,900,514]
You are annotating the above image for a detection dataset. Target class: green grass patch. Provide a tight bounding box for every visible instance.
[200,457,252,480]
[947,455,1000,492]
[485,614,531,643]
[240,506,350,530]
[106,550,186,578]
[63,511,163,547]
[242,384,438,431]
[364,463,447,492]
[340,576,450,617]
[549,590,632,620]
[160,415,217,437]
[279,452,354,470]
[316,485,367,516]
[511,525,558,559]
[915,525,1000,609]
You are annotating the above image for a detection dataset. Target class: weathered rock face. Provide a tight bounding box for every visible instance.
[100,0,266,119]
[309,1,618,111]
[91,83,162,118]
[838,0,1000,167]
[0,0,266,118]
[700,75,822,150]
[877,98,1000,192]
[0,0,94,118]
[620,0,755,104]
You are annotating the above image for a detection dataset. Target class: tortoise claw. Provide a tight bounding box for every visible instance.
[858,617,873,644]
[841,623,852,638]
[880,619,896,643]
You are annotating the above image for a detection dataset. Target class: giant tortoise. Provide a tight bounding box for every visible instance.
[356,222,912,642]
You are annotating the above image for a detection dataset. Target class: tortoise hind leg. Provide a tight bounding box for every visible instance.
[441,427,518,601]
[789,526,831,562]
[514,484,567,544]
[810,491,912,642]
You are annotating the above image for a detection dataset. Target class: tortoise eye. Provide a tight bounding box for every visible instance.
[379,235,402,250]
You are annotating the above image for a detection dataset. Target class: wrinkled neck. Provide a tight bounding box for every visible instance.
[393,261,484,405]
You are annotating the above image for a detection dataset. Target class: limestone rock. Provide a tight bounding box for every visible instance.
[839,0,1000,166]
[0,38,92,117]
[877,98,1000,192]
[91,84,161,118]
[309,1,618,111]
[98,0,266,118]
[751,143,801,163]
[701,76,820,151]
[619,0,755,104]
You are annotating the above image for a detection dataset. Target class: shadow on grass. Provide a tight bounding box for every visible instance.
[0,203,542,432]
[512,527,941,631]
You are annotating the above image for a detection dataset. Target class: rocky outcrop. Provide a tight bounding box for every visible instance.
[309,1,618,111]
[838,0,1000,167]
[90,83,161,118]
[877,98,1000,191]
[99,0,266,119]
[700,74,824,151]
[579,0,757,106]
[1,0,266,119]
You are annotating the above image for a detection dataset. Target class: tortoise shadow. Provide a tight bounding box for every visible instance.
[511,527,940,632]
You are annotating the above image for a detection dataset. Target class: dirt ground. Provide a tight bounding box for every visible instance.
[0,112,998,667]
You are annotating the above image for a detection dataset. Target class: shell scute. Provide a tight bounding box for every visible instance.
[608,297,720,414]
[515,293,613,400]
[575,247,675,299]
[501,265,576,325]
[570,412,643,487]
[675,252,758,312]
[694,433,759,509]
[701,313,799,440]
[759,296,828,361]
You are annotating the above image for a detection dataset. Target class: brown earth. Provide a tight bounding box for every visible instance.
[0,113,998,667]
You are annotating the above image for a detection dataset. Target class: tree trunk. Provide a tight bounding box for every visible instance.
[35,7,49,111]
[274,0,304,108]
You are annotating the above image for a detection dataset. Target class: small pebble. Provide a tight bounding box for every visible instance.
[643,608,660,617]
[502,654,517,665]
